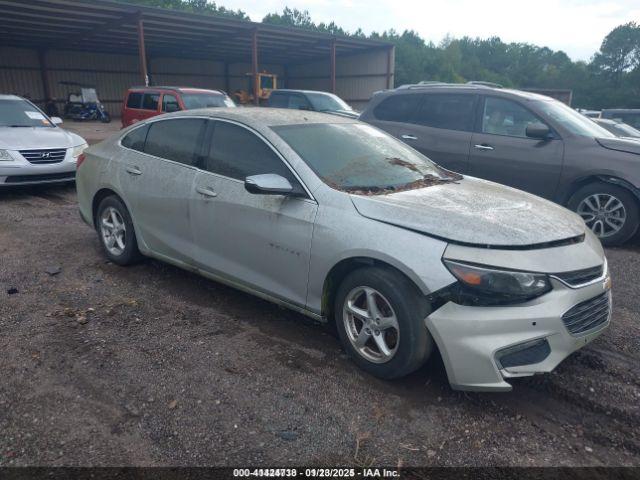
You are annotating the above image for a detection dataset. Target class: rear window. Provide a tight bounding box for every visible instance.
[121,124,149,152]
[126,92,142,109]
[373,94,419,122]
[142,93,160,111]
[143,118,206,166]
[181,93,235,109]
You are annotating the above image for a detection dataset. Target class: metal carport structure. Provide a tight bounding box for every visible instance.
[0,0,394,115]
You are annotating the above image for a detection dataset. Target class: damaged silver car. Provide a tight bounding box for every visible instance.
[76,109,611,392]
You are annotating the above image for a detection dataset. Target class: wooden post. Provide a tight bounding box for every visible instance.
[137,14,149,86]
[251,29,259,105]
[386,45,394,89]
[37,49,51,102]
[329,38,336,94]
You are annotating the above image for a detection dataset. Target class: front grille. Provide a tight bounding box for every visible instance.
[562,292,610,336]
[4,172,75,184]
[19,148,67,164]
[554,265,604,287]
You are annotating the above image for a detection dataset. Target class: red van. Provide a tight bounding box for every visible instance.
[121,86,235,128]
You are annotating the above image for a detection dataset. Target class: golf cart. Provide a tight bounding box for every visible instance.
[60,82,111,123]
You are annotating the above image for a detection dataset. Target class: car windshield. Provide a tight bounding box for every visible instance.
[306,92,352,112]
[0,98,54,128]
[535,100,614,138]
[599,121,640,138]
[272,123,459,194]
[181,93,235,109]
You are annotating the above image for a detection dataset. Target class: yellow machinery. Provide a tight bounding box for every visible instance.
[233,72,277,105]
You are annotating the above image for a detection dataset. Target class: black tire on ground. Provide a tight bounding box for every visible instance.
[96,195,143,265]
[334,266,434,380]
[567,182,639,247]
[100,112,111,123]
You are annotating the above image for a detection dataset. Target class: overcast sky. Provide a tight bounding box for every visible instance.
[220,0,640,61]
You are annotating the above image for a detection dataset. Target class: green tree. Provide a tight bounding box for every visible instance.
[118,0,249,20]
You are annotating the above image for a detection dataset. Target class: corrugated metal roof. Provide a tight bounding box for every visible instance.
[0,0,391,64]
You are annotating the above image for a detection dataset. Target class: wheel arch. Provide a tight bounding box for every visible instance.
[320,256,427,323]
[562,174,640,206]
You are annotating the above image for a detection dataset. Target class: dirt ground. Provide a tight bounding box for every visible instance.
[0,183,639,467]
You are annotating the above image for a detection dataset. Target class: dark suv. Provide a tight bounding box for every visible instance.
[361,83,640,246]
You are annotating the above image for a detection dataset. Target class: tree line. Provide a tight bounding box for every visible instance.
[120,0,640,109]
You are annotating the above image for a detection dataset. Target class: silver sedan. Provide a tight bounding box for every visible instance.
[76,108,611,392]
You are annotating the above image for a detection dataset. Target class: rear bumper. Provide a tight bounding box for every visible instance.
[426,279,611,392]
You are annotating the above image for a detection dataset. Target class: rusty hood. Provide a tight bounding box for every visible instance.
[349,177,586,247]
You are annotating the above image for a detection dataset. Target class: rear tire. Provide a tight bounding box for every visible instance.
[334,266,433,379]
[96,196,142,265]
[568,182,639,247]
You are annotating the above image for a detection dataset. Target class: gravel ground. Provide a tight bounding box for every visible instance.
[0,184,639,467]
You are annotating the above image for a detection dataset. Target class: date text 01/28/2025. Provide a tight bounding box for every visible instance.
[232,468,400,478]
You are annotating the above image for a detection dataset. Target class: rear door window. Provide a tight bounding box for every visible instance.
[142,92,160,111]
[162,94,180,113]
[143,118,206,166]
[121,124,149,152]
[373,94,419,122]
[413,94,476,131]
[288,94,311,110]
[126,92,143,109]
[268,93,289,108]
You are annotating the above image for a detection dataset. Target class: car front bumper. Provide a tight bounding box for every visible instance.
[0,150,77,187]
[426,277,611,392]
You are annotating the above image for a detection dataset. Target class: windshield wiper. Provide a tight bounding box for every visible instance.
[3,125,34,128]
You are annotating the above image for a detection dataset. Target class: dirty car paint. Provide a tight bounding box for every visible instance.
[350,176,586,247]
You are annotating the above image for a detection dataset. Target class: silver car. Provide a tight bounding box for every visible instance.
[0,95,87,186]
[76,108,611,392]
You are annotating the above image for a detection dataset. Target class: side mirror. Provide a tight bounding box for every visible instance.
[245,174,294,195]
[166,103,180,113]
[51,117,63,125]
[526,122,551,140]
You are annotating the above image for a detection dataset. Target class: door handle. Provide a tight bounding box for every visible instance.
[474,144,494,151]
[125,166,142,175]
[196,186,218,198]
[401,134,418,140]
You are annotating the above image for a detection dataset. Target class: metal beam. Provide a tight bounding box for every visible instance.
[329,38,336,94]
[386,45,394,89]
[37,49,50,101]
[137,14,149,86]
[251,28,258,106]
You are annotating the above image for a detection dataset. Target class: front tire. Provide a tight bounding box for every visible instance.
[568,182,639,247]
[96,196,142,265]
[334,266,433,379]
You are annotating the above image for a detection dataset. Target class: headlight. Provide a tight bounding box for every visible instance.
[0,149,14,161]
[71,143,88,158]
[443,260,552,305]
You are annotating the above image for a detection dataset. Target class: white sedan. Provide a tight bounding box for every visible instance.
[0,94,87,187]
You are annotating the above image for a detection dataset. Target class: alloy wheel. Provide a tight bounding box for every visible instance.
[100,206,127,256]
[577,193,627,239]
[342,286,400,364]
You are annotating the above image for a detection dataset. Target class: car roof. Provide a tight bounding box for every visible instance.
[128,86,225,95]
[593,118,618,125]
[379,83,553,102]
[0,94,24,101]
[602,109,640,114]
[167,107,357,127]
[271,89,335,95]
